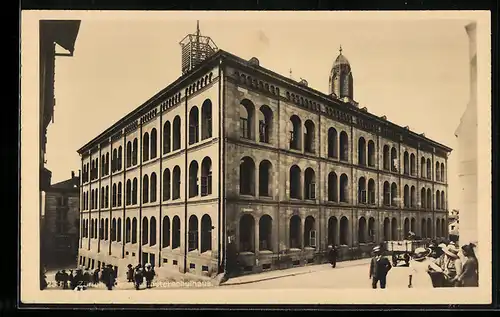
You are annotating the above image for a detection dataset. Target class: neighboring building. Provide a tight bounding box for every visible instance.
[454,22,478,246]
[77,23,452,278]
[42,172,81,268]
[39,20,80,270]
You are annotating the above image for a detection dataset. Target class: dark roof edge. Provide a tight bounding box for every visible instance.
[78,49,452,155]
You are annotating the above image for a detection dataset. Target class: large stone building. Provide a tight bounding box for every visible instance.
[77,24,451,278]
[42,172,81,268]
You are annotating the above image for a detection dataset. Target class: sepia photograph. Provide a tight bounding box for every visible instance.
[20,10,492,305]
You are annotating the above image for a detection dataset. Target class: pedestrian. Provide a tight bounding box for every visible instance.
[327,245,338,268]
[133,264,144,290]
[60,270,69,289]
[441,244,463,287]
[104,264,115,290]
[369,246,392,289]
[93,268,100,285]
[453,243,478,287]
[428,243,447,287]
[55,270,62,287]
[144,263,155,288]
[127,264,134,283]
[407,247,438,288]
[40,269,48,290]
[83,268,90,286]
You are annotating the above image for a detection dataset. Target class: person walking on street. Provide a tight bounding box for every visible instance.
[369,246,392,289]
[407,247,439,288]
[442,244,462,287]
[61,270,69,289]
[134,264,144,290]
[454,243,479,287]
[328,245,338,268]
[104,264,116,290]
[127,264,134,283]
[55,270,62,287]
[144,263,156,289]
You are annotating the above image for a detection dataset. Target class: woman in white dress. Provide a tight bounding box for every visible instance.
[408,247,442,288]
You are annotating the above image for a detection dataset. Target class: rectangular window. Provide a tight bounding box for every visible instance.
[308,183,316,200]
[188,231,198,251]
[359,190,367,204]
[240,118,250,139]
[259,121,269,143]
[309,230,317,248]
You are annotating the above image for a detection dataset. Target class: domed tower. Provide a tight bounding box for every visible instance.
[328,45,354,101]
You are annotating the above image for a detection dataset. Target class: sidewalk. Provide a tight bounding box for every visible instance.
[221,257,372,286]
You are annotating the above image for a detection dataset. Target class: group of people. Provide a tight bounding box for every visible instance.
[54,265,117,290]
[126,263,156,290]
[408,242,479,288]
[367,241,479,289]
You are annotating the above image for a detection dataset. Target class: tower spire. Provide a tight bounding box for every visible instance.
[196,20,200,36]
[339,44,343,55]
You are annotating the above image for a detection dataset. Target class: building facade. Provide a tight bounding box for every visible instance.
[77,26,451,278]
[42,172,81,267]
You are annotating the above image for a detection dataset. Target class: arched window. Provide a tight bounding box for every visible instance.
[259,160,272,197]
[435,162,440,181]
[420,187,426,209]
[240,99,255,140]
[201,214,212,253]
[258,105,272,143]
[189,160,199,198]
[104,218,109,240]
[411,218,416,233]
[421,218,427,238]
[162,216,170,248]
[441,219,446,237]
[111,218,117,241]
[132,178,138,205]
[436,219,441,237]
[163,168,171,201]
[436,190,441,210]
[143,132,150,162]
[101,187,105,208]
[150,217,157,246]
[426,158,431,179]
[105,153,110,175]
[383,182,390,206]
[163,121,171,154]
[117,182,122,207]
[189,106,199,145]
[142,217,149,245]
[240,157,255,196]
[105,186,109,208]
[259,215,272,251]
[240,214,255,252]
[117,218,122,242]
[357,177,367,204]
[368,217,376,242]
[112,184,117,207]
[441,191,445,210]
[304,216,316,248]
[290,165,301,199]
[404,218,410,238]
[327,172,338,202]
[132,138,138,165]
[339,131,349,161]
[383,145,390,170]
[440,163,445,182]
[304,120,315,153]
[118,146,122,171]
[426,188,432,210]
[172,216,181,249]
[420,157,426,178]
[172,166,181,200]
[404,185,410,207]
[150,128,157,159]
[368,140,375,167]
[391,183,398,206]
[327,128,338,158]
[150,173,157,202]
[304,168,316,200]
[410,186,416,208]
[391,217,398,240]
[201,157,212,196]
[173,116,181,151]
[390,147,398,172]
[201,99,213,140]
[289,215,301,249]
[328,216,338,246]
[289,115,301,150]
[125,218,131,243]
[339,216,349,245]
[358,137,366,165]
[358,217,367,243]
[368,179,376,204]
[126,142,133,167]
[403,151,409,175]
[340,174,349,203]
[410,153,416,176]
[427,218,432,238]
[143,174,149,204]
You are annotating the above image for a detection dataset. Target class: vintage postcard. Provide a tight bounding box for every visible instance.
[20,10,492,305]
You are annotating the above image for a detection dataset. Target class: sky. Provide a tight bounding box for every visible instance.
[46,17,471,210]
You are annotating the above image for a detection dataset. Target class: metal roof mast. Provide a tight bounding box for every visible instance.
[179,20,218,75]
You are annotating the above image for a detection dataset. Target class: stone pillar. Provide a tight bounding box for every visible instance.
[254,218,260,254]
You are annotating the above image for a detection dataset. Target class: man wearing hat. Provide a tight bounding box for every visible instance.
[407,247,439,288]
[442,244,463,287]
[369,246,392,289]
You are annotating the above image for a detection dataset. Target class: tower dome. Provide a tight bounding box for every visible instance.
[328,45,354,100]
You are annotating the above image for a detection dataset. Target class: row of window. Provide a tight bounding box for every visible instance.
[237,214,447,253]
[239,157,447,209]
[81,214,213,253]
[83,100,214,185]
[82,157,214,210]
[239,99,446,182]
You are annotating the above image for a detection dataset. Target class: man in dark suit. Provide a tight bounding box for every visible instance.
[369,245,392,289]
